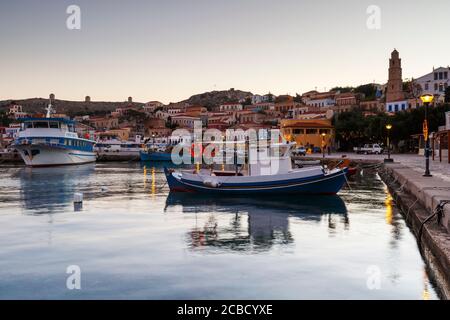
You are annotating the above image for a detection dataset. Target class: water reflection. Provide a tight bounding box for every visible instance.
[165,194,348,252]
[0,163,442,299]
[422,269,431,300]
[16,164,95,213]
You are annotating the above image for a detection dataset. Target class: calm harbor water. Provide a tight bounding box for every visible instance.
[0,162,440,299]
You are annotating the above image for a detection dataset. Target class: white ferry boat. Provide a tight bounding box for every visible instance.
[13,104,96,167]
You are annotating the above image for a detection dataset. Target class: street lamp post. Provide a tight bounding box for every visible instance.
[384,124,393,163]
[420,94,434,177]
[321,133,326,159]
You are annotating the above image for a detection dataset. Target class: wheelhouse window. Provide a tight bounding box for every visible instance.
[33,121,49,128]
[49,122,60,129]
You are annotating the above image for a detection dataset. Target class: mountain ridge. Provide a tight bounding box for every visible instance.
[0,88,256,115]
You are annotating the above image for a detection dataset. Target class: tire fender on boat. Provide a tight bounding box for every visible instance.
[203,177,220,188]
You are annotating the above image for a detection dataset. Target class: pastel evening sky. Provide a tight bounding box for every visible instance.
[1,0,449,103]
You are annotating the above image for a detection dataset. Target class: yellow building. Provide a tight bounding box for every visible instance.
[98,128,132,141]
[280,119,334,150]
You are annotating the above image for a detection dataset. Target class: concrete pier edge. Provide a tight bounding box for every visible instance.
[379,163,450,299]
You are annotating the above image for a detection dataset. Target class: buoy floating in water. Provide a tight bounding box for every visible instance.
[74,193,83,203]
[74,192,83,211]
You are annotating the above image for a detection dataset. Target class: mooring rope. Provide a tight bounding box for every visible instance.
[406,197,420,219]
[418,200,450,247]
[343,171,353,191]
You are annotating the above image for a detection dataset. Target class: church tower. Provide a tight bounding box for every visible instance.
[386,49,405,102]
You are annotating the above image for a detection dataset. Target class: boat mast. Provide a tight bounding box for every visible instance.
[45,96,54,118]
[234,136,238,176]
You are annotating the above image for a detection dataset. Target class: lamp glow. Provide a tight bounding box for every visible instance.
[420,94,434,104]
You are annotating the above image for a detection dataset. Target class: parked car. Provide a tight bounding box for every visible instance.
[292,146,307,156]
[312,146,322,153]
[353,144,383,155]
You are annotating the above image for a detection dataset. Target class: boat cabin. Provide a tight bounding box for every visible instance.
[19,118,78,139]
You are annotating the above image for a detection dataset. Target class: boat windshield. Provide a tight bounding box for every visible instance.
[23,121,62,129]
[49,121,60,129]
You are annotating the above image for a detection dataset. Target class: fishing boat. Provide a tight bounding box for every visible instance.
[140,144,173,161]
[164,141,348,195]
[140,140,193,162]
[13,101,96,167]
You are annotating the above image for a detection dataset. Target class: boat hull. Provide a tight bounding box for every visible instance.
[164,167,348,195]
[15,144,96,167]
[140,150,173,162]
[97,150,140,161]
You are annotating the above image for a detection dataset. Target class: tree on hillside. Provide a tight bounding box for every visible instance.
[445,87,450,103]
[402,80,422,100]
[0,111,12,126]
[331,86,353,93]
[242,97,252,106]
[354,84,377,100]
[293,94,302,103]
[333,110,368,150]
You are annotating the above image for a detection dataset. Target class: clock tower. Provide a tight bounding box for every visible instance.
[386,49,405,102]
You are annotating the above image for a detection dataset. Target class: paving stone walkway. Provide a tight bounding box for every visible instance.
[306,152,450,182]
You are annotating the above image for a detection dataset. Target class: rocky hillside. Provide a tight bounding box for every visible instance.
[182,88,253,110]
[0,88,254,115]
[0,98,144,117]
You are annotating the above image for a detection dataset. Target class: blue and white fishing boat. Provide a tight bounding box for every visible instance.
[13,102,96,167]
[164,142,347,195]
[140,144,173,162]
[141,141,191,162]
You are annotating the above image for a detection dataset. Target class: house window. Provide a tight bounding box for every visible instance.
[434,83,438,91]
[444,72,448,79]
[293,129,304,134]
[306,129,317,134]
[439,84,444,92]
[425,83,429,90]
[388,105,392,112]
[402,104,406,110]
[439,72,443,80]
[434,73,438,80]
[394,105,398,112]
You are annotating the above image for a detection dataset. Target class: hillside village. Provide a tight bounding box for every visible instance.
[1,50,450,155]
